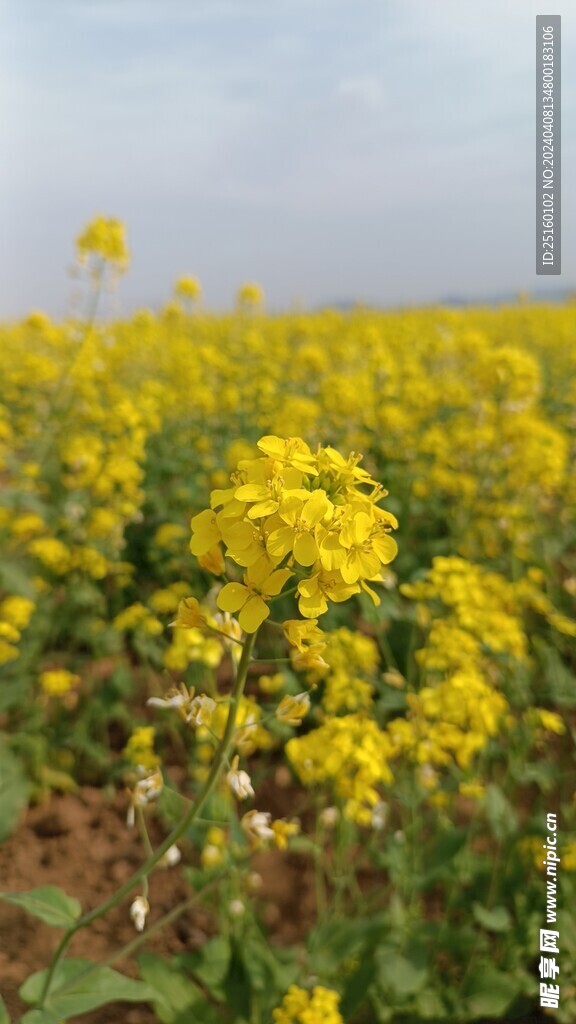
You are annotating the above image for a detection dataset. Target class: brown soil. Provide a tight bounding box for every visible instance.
[0,787,316,1024]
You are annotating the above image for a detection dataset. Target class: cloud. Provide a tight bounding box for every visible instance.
[336,74,386,110]
[0,0,575,317]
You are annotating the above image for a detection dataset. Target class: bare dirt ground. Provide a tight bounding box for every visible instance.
[0,787,316,1023]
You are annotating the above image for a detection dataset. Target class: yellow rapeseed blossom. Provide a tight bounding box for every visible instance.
[189,435,398,632]
[275,692,310,727]
[273,985,343,1024]
[0,596,35,629]
[287,713,395,824]
[320,627,379,713]
[259,672,285,694]
[237,282,264,308]
[174,276,202,302]
[533,709,566,735]
[39,669,81,697]
[123,726,160,771]
[76,215,130,271]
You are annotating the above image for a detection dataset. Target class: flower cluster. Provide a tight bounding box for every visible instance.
[76,215,130,272]
[318,626,379,714]
[273,985,343,1024]
[286,712,395,826]
[0,595,35,666]
[39,668,80,698]
[190,435,398,631]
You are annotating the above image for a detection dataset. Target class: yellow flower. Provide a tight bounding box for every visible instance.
[257,435,318,475]
[189,435,398,623]
[459,781,485,801]
[344,520,397,583]
[29,538,71,574]
[170,596,209,629]
[76,215,129,271]
[198,544,226,575]
[259,672,285,694]
[237,282,264,308]
[276,692,311,727]
[267,492,330,566]
[290,644,330,675]
[148,588,180,614]
[0,622,20,644]
[273,985,343,1024]
[535,709,566,735]
[39,669,80,697]
[287,713,395,823]
[283,618,326,653]
[0,639,19,665]
[217,562,292,633]
[124,726,159,771]
[297,570,359,618]
[190,509,222,556]
[174,276,202,301]
[201,843,225,868]
[234,463,309,520]
[271,818,300,850]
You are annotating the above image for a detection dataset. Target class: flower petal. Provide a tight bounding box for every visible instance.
[217,583,248,613]
[239,595,270,633]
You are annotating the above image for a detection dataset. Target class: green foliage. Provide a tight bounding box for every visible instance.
[0,886,81,927]
[460,965,524,1019]
[1,298,576,1023]
[20,958,156,1019]
[0,737,29,840]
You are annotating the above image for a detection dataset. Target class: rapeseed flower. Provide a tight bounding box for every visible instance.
[273,985,343,1024]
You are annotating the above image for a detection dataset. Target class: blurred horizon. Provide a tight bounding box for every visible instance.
[1,0,575,318]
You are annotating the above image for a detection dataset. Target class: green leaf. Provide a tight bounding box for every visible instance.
[181,936,231,994]
[0,738,29,840]
[309,914,388,974]
[0,993,10,1024]
[20,958,156,1017]
[376,689,408,714]
[222,939,251,1020]
[237,938,298,1003]
[485,784,517,839]
[512,760,557,791]
[0,560,36,598]
[138,952,215,1024]
[375,944,428,998]
[341,953,377,1018]
[0,886,81,927]
[461,965,521,1017]
[21,1010,61,1024]
[420,828,467,886]
[534,639,576,708]
[472,902,512,933]
[414,987,449,1019]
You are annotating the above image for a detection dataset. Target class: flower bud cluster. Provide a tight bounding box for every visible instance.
[190,435,398,632]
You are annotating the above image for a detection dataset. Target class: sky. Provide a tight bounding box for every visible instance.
[0,0,574,317]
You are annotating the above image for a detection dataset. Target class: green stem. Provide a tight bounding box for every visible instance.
[36,261,105,457]
[205,624,245,647]
[268,585,299,602]
[38,630,257,1007]
[52,873,227,996]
